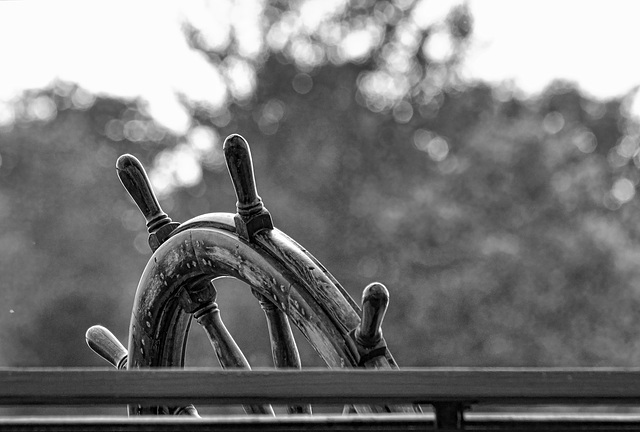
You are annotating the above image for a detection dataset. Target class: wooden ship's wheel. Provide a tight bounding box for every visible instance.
[86,134,418,416]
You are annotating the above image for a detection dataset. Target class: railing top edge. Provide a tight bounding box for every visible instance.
[2,367,640,377]
[3,367,640,406]
[3,367,640,373]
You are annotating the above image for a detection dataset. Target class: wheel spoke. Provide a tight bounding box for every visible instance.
[254,290,312,415]
[191,282,275,416]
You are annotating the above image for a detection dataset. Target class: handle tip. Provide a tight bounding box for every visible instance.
[85,325,100,343]
[86,325,128,369]
[356,282,390,349]
[115,153,138,172]
[223,134,249,153]
[85,325,109,349]
[362,282,389,309]
[115,153,176,240]
[222,133,273,237]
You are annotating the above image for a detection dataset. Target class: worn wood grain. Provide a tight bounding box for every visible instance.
[3,368,640,406]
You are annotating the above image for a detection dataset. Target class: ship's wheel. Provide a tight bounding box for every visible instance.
[86,134,418,416]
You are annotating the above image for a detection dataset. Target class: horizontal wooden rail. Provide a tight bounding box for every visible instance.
[4,414,640,432]
[3,368,640,406]
[0,415,430,432]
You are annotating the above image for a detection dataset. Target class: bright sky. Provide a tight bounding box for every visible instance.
[463,0,640,99]
[1,0,640,133]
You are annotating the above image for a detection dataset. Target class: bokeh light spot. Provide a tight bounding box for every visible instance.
[123,120,146,142]
[339,28,377,61]
[145,122,167,142]
[428,136,449,161]
[188,125,215,154]
[423,31,453,62]
[299,0,347,34]
[543,111,565,134]
[188,125,223,169]
[393,100,414,123]
[292,73,313,94]
[230,0,265,58]
[608,147,628,169]
[224,56,256,101]
[571,128,597,153]
[29,95,57,122]
[104,119,124,141]
[413,128,433,151]
[174,148,202,187]
[618,135,638,158]
[612,178,635,204]
[290,37,325,69]
[150,145,204,197]
[258,98,286,135]
[70,87,96,110]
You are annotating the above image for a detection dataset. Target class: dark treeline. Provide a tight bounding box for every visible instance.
[2,1,640,374]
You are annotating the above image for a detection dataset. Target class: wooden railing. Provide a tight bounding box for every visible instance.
[2,368,640,431]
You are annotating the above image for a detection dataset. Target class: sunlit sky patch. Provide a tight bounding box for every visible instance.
[463,0,640,99]
[1,0,640,135]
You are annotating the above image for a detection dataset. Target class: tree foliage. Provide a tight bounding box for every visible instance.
[2,1,640,379]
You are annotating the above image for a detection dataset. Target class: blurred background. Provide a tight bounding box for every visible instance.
[3,0,640,384]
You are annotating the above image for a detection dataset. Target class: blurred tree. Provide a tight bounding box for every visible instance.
[2,0,640,384]
[0,85,174,366]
